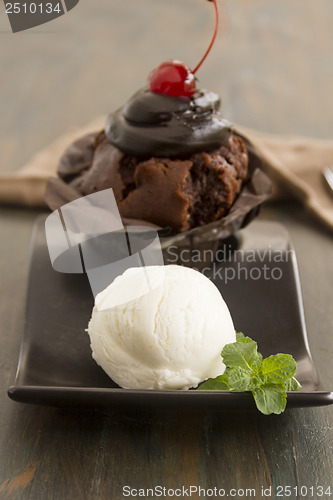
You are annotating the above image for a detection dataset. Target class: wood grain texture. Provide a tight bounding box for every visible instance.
[0,0,333,498]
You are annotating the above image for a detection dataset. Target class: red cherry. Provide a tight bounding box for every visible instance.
[147,0,219,98]
[148,60,196,97]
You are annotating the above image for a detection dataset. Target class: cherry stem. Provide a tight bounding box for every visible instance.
[192,0,219,75]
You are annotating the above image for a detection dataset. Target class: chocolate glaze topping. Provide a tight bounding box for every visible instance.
[105,88,232,157]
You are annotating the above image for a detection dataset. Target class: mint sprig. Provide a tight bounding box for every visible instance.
[197,332,301,415]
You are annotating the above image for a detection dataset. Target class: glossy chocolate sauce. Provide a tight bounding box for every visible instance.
[105,88,232,157]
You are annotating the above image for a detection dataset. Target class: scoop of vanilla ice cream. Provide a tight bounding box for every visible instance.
[87,265,235,390]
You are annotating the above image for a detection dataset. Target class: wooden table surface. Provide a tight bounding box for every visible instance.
[1,1,333,498]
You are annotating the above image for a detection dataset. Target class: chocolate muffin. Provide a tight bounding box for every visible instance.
[58,88,248,232]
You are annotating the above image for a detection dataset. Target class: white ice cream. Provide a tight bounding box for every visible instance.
[87,265,235,390]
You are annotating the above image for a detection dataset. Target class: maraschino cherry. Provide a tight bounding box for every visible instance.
[148,0,219,98]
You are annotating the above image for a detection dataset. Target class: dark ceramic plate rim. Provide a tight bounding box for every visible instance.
[8,216,333,410]
[8,386,333,411]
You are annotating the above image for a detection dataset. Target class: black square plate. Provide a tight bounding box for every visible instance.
[8,216,333,411]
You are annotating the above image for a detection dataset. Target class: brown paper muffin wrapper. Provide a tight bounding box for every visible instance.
[45,131,273,249]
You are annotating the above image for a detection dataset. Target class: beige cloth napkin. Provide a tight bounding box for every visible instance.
[1,117,333,231]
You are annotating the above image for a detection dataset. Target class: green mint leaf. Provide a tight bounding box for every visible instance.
[285,377,302,391]
[227,367,264,391]
[261,353,296,384]
[197,374,230,390]
[252,384,287,415]
[195,332,300,415]
[221,335,262,371]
